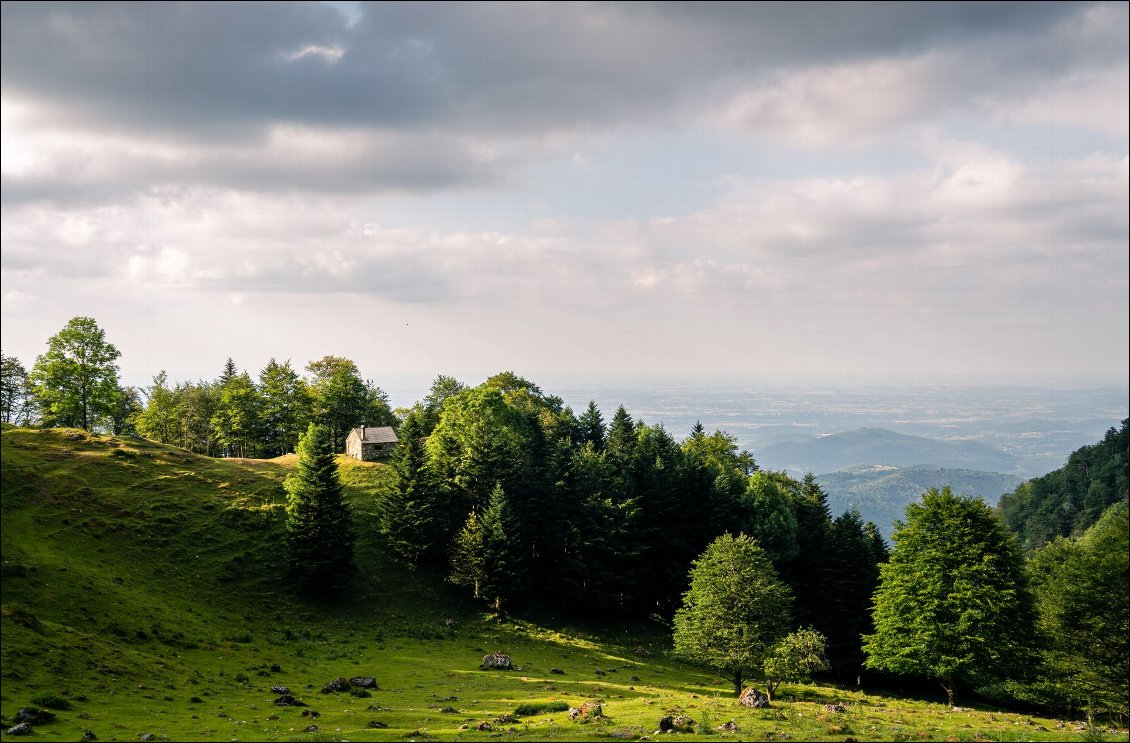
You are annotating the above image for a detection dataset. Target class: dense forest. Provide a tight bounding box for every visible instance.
[997,419,1128,551]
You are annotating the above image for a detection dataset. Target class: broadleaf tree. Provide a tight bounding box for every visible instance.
[673,533,793,695]
[863,487,1039,707]
[29,316,121,431]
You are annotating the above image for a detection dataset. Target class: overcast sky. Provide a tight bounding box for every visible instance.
[2,1,1127,398]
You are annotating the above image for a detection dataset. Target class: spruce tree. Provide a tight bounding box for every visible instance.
[578,400,606,451]
[381,411,441,565]
[449,484,524,611]
[284,423,355,596]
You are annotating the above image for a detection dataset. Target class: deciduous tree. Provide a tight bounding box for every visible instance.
[863,487,1039,707]
[29,317,121,431]
[673,533,793,695]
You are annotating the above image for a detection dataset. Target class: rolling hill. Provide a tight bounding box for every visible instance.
[0,425,1087,741]
[756,427,1019,476]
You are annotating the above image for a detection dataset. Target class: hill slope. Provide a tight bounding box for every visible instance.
[998,419,1129,551]
[0,426,1085,741]
[756,427,1019,475]
[816,466,1024,539]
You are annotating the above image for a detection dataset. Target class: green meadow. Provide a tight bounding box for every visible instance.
[0,426,1112,741]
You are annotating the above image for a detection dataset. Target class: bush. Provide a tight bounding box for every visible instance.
[30,692,72,710]
[514,701,570,716]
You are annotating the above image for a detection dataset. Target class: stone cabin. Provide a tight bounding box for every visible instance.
[345,425,398,461]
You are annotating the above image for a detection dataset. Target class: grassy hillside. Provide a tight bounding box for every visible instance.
[0,426,1105,741]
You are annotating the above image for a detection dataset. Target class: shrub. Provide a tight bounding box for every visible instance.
[514,701,570,716]
[30,692,72,710]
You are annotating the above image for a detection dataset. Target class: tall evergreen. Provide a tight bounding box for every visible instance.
[822,509,883,680]
[381,411,441,566]
[578,400,606,451]
[449,484,524,611]
[284,423,355,596]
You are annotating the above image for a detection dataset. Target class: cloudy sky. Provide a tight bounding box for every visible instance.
[2,2,1127,395]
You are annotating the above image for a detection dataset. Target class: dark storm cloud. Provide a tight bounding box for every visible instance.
[1,1,1099,138]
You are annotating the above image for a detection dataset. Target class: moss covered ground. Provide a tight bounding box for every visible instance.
[1,426,1121,741]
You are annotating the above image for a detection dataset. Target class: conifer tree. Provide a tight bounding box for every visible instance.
[578,400,606,451]
[449,484,524,611]
[381,411,441,565]
[284,423,355,596]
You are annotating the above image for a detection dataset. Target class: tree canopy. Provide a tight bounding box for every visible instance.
[864,487,1039,706]
[29,317,121,431]
[673,533,793,695]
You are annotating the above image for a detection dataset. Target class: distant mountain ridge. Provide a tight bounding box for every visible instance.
[756,427,1019,476]
[816,465,1024,539]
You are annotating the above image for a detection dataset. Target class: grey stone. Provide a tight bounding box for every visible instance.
[349,676,377,688]
[480,653,512,670]
[739,687,771,709]
[5,723,34,736]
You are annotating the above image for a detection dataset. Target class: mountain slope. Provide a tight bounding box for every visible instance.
[816,465,1024,539]
[997,419,1129,551]
[756,427,1018,475]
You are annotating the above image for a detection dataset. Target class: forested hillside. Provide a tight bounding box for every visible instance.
[997,420,1129,551]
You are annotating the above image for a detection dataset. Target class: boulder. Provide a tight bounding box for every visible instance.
[349,676,377,688]
[718,720,739,732]
[368,720,388,729]
[14,708,55,725]
[270,685,290,694]
[5,723,34,736]
[823,703,847,713]
[321,677,351,693]
[273,694,306,707]
[738,687,771,709]
[570,701,603,721]
[671,715,695,733]
[81,732,98,742]
[301,710,320,718]
[138,735,156,742]
[549,668,566,675]
[658,716,674,732]
[304,725,318,733]
[480,653,512,670]
[477,721,493,731]
[270,664,282,673]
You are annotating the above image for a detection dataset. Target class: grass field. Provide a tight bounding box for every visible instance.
[1,426,1121,741]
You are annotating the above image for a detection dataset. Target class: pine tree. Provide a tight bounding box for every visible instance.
[284,423,355,596]
[449,484,524,611]
[381,412,441,565]
[578,400,606,451]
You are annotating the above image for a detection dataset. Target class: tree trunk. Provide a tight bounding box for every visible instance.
[733,671,743,696]
[943,679,955,708]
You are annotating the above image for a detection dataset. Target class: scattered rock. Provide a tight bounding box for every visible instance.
[273,694,306,707]
[480,653,512,670]
[670,716,695,733]
[188,696,204,704]
[436,696,458,702]
[659,716,674,732]
[632,645,654,657]
[477,721,493,731]
[367,720,388,729]
[269,664,282,673]
[138,734,156,742]
[14,708,55,725]
[270,685,290,694]
[629,675,641,682]
[549,668,566,675]
[610,731,633,739]
[5,723,34,736]
[738,687,771,709]
[440,707,459,714]
[349,676,377,688]
[321,676,351,693]
[594,669,606,676]
[494,713,518,724]
[81,731,98,742]
[823,703,847,713]
[718,720,738,732]
[301,710,320,718]
[304,724,318,733]
[569,701,603,721]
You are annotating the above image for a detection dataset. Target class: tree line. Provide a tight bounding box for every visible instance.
[1,317,396,455]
